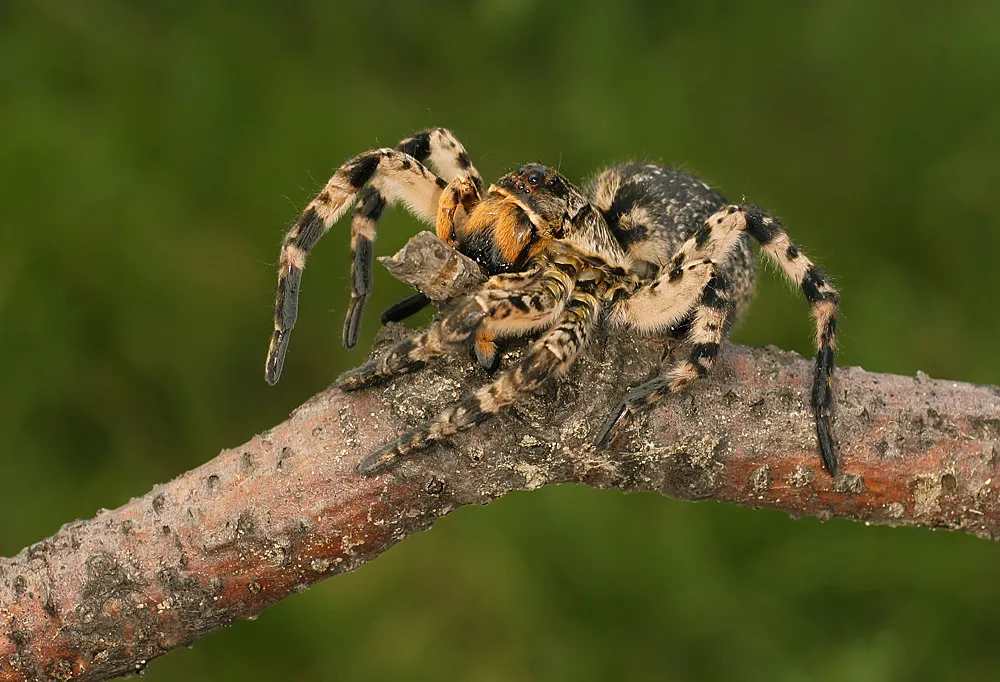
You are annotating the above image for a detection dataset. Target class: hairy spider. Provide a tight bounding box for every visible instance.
[265,128,840,477]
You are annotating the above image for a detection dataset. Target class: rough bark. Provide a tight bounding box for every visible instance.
[2,232,999,681]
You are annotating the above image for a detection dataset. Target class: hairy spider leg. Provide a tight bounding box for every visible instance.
[745,207,840,474]
[358,289,602,476]
[608,258,717,333]
[336,260,576,391]
[346,129,484,348]
[596,271,733,445]
[597,205,841,474]
[266,147,451,385]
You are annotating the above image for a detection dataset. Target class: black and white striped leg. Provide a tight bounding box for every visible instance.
[345,128,484,349]
[608,258,717,332]
[343,187,385,349]
[266,146,449,385]
[601,203,841,474]
[741,207,840,475]
[596,274,731,448]
[336,262,575,391]
[690,205,840,473]
[359,291,601,476]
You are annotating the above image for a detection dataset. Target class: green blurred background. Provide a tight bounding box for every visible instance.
[3,1,1000,680]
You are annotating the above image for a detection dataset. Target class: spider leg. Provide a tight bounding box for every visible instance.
[348,129,484,347]
[599,204,841,474]
[741,206,840,474]
[343,187,385,348]
[358,290,601,476]
[380,292,432,324]
[596,272,731,447]
[267,129,484,385]
[267,147,445,384]
[337,260,575,391]
[608,258,717,333]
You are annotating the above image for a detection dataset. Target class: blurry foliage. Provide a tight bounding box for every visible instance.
[2,1,1000,680]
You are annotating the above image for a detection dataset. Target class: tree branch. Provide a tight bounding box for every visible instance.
[3,233,999,681]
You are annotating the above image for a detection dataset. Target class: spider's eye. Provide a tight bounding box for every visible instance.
[527,171,542,186]
[547,176,563,191]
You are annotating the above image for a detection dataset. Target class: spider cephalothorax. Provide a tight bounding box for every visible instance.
[449,164,580,275]
[265,128,841,477]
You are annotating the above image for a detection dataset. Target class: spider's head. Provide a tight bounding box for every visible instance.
[455,164,579,275]
[495,164,574,224]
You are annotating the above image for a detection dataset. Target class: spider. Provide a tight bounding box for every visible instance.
[265,128,840,477]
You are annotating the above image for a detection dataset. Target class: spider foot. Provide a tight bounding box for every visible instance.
[594,403,633,450]
[357,439,406,476]
[265,329,292,386]
[357,427,429,476]
[811,347,839,476]
[336,361,383,391]
[343,296,367,350]
[337,338,430,390]
[816,418,839,476]
[595,377,669,449]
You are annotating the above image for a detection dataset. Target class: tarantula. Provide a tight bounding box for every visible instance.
[265,128,840,477]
